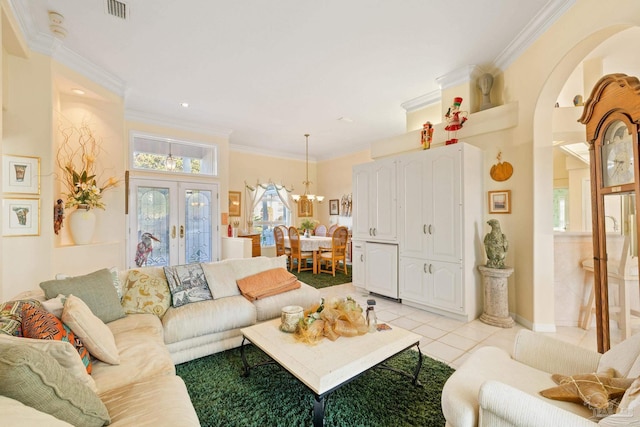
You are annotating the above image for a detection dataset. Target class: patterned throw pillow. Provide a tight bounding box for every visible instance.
[0,299,42,336]
[164,263,213,308]
[21,303,92,373]
[121,269,171,318]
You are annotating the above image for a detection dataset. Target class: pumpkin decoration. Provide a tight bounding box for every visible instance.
[490,152,513,182]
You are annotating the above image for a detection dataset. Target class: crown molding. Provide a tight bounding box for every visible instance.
[494,0,576,71]
[436,65,479,90]
[400,90,441,113]
[126,110,233,138]
[8,0,127,96]
[230,143,312,162]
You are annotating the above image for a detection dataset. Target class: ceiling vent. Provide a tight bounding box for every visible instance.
[106,0,128,20]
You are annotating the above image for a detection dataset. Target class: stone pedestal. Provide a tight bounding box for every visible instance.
[478,265,514,328]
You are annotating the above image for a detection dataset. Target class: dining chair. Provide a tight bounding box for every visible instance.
[273,226,291,267]
[288,226,314,273]
[318,226,349,276]
[327,224,338,236]
[314,224,328,236]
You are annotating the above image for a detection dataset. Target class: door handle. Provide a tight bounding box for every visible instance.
[369,228,372,236]
[373,228,377,236]
[180,225,185,238]
[428,224,433,234]
[423,224,427,234]
[429,264,434,274]
[424,263,428,273]
[171,226,176,239]
[360,254,364,262]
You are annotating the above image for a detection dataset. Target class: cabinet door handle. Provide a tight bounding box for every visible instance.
[423,263,428,273]
[429,264,434,274]
[423,224,427,234]
[373,228,377,236]
[428,224,433,234]
[360,254,364,262]
[180,225,185,238]
[171,226,176,239]
[369,228,372,236]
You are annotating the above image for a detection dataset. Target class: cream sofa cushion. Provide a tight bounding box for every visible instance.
[62,295,120,365]
[0,395,73,426]
[201,261,240,299]
[162,295,256,344]
[100,375,200,427]
[91,314,174,394]
[253,283,321,321]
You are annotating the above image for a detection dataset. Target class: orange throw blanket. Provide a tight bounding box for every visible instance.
[236,268,301,301]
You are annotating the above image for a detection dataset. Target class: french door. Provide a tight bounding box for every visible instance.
[127,178,219,268]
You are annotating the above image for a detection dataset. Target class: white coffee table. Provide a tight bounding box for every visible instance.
[240,318,423,426]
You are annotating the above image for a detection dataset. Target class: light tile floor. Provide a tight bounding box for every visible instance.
[319,283,639,369]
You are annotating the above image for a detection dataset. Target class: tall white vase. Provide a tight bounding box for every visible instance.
[69,205,96,245]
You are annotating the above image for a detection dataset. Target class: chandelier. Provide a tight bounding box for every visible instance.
[165,143,177,171]
[291,134,324,204]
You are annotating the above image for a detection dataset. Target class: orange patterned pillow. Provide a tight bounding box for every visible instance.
[20,303,92,373]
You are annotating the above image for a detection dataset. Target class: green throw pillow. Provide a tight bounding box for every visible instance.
[40,268,125,323]
[0,344,110,426]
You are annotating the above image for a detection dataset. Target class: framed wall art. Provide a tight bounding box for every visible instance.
[488,190,511,214]
[2,198,40,236]
[2,155,40,194]
[228,191,241,216]
[329,199,339,215]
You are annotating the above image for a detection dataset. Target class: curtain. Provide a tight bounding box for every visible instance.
[245,181,292,219]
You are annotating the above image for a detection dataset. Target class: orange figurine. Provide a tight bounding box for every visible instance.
[421,121,434,150]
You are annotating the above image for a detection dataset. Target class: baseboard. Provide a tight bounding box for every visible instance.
[515,314,556,332]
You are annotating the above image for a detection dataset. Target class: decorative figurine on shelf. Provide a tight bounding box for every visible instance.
[477,73,494,111]
[54,199,65,235]
[135,232,160,267]
[420,121,434,150]
[444,97,468,145]
[484,219,508,269]
[489,151,514,182]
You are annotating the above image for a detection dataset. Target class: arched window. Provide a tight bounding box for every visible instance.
[251,184,291,246]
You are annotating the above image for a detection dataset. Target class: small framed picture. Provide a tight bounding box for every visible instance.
[228,191,241,217]
[488,190,511,214]
[2,198,40,236]
[2,155,40,194]
[329,199,339,215]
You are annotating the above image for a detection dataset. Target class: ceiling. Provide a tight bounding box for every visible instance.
[9,0,572,160]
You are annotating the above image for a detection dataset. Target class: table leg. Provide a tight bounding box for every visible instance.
[313,250,318,274]
[313,394,325,427]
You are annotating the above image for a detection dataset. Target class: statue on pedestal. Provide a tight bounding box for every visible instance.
[484,219,508,269]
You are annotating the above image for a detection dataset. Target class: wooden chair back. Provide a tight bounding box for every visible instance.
[273,226,286,256]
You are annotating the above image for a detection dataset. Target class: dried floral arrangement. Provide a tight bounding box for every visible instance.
[56,122,119,209]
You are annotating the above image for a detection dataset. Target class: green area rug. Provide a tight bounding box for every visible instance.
[176,344,454,427]
[291,265,352,289]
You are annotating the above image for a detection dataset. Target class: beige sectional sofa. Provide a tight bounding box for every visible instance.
[0,255,321,426]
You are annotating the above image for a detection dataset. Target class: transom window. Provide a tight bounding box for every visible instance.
[130,132,217,176]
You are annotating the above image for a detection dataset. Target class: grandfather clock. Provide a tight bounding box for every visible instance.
[579,73,640,353]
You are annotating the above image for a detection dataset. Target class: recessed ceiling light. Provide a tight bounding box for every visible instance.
[180,102,189,108]
[337,117,353,123]
[71,88,85,95]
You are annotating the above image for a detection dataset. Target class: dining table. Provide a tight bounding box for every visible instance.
[283,235,333,274]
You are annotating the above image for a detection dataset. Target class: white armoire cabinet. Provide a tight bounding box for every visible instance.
[397,143,483,320]
[352,157,397,242]
[353,142,483,321]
